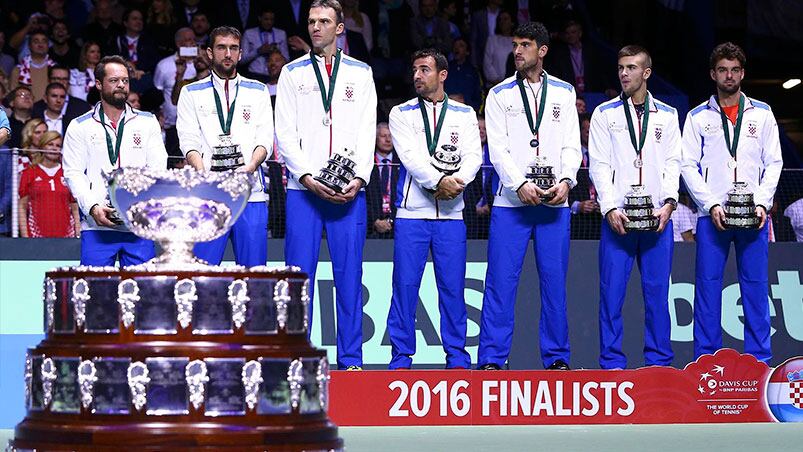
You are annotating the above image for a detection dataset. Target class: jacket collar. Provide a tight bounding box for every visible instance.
[621,89,659,113]
[92,101,137,125]
[705,92,754,114]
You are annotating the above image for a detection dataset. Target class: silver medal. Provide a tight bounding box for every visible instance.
[727,158,737,169]
[322,115,331,126]
[633,157,643,168]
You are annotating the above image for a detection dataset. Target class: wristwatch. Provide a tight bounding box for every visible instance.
[663,198,678,210]
[559,178,576,190]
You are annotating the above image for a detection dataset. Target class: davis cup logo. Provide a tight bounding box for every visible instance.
[766,356,803,422]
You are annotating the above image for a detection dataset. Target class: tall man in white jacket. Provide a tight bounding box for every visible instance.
[176,26,272,267]
[681,43,782,363]
[387,49,481,369]
[478,22,580,371]
[588,45,681,369]
[275,0,377,370]
[63,55,167,266]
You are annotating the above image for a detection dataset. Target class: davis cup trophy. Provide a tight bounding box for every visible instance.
[8,167,343,451]
[315,148,357,193]
[623,184,659,231]
[723,181,760,229]
[524,155,556,200]
[211,134,245,171]
[431,144,461,175]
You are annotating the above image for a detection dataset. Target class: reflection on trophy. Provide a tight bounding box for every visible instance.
[211,134,245,172]
[314,148,357,193]
[623,184,658,231]
[104,198,124,225]
[525,155,556,200]
[723,181,760,229]
[431,144,462,175]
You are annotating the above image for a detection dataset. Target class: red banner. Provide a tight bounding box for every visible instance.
[329,349,803,425]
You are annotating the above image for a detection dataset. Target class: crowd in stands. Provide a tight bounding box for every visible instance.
[0,0,799,241]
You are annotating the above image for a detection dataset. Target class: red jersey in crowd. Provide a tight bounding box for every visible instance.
[18,164,76,238]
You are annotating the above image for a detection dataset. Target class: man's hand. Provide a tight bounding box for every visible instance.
[300,174,344,203]
[90,204,118,227]
[374,219,392,234]
[235,162,258,174]
[476,204,490,216]
[710,205,726,231]
[654,204,674,233]
[545,181,570,205]
[288,36,310,52]
[334,178,364,203]
[435,176,464,200]
[756,205,767,229]
[175,57,188,79]
[605,209,629,235]
[258,42,274,55]
[517,182,542,205]
[578,200,599,214]
[185,151,205,171]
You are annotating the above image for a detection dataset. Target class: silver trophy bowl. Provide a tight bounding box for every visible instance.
[431,144,462,175]
[623,184,658,231]
[106,167,253,267]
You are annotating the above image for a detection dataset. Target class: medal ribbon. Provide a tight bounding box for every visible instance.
[719,93,745,182]
[213,78,239,135]
[418,95,449,156]
[310,49,342,116]
[98,107,126,167]
[622,91,651,158]
[517,71,548,150]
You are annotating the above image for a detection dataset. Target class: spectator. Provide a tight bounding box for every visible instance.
[784,198,803,242]
[153,28,197,130]
[83,0,124,54]
[49,19,80,68]
[438,0,461,39]
[18,130,80,238]
[470,0,504,68]
[170,47,210,106]
[274,0,312,59]
[147,0,179,58]
[127,91,141,109]
[6,87,35,149]
[463,115,496,239]
[9,12,53,60]
[342,0,373,53]
[266,49,287,102]
[673,193,697,242]
[32,66,92,134]
[0,31,16,78]
[575,95,586,114]
[483,10,515,88]
[444,37,482,112]
[20,118,48,167]
[70,42,102,102]
[546,20,609,94]
[0,104,10,235]
[410,0,453,56]
[10,31,55,102]
[366,122,399,239]
[568,113,600,239]
[217,0,260,31]
[190,11,211,48]
[109,8,159,74]
[40,82,68,134]
[175,0,207,27]
[241,8,290,82]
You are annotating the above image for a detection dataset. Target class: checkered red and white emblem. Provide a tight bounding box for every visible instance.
[655,127,662,141]
[133,133,141,146]
[450,132,459,145]
[552,105,560,119]
[790,381,803,409]
[243,109,251,122]
[748,123,757,136]
[346,86,353,99]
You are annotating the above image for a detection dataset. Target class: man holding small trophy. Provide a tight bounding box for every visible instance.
[386,49,481,369]
[176,26,273,266]
[680,42,783,363]
[477,22,580,371]
[588,45,681,369]
[275,0,377,370]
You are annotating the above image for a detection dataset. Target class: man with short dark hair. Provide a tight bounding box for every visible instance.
[589,45,681,369]
[410,0,453,56]
[680,42,782,363]
[386,48,481,369]
[32,66,92,133]
[276,0,377,370]
[366,122,400,239]
[444,37,482,111]
[7,87,35,149]
[110,8,159,74]
[41,83,68,134]
[176,26,273,267]
[478,22,580,371]
[62,55,168,266]
[10,31,55,102]
[242,8,290,81]
[154,28,198,131]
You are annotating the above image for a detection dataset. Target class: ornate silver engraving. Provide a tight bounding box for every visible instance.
[242,360,263,411]
[173,166,204,190]
[127,361,150,411]
[113,166,157,196]
[185,360,209,411]
[288,359,304,410]
[302,278,311,331]
[78,360,97,409]
[317,357,330,410]
[24,352,32,407]
[217,173,253,200]
[175,279,197,329]
[274,279,290,331]
[41,358,57,409]
[228,279,250,329]
[247,265,302,273]
[45,278,56,332]
[72,278,90,330]
[118,279,140,328]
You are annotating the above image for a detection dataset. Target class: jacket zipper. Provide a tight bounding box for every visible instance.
[704,168,708,183]
[612,170,616,184]
[435,199,440,219]
[402,175,412,209]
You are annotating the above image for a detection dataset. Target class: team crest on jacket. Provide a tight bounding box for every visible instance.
[343,83,355,102]
[552,104,561,120]
[747,121,758,138]
[133,132,142,147]
[243,106,251,123]
[654,127,662,142]
[450,131,459,145]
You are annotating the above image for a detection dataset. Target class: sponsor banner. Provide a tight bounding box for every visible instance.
[330,349,803,425]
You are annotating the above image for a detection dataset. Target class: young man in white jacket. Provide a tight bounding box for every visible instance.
[386,49,481,369]
[176,26,272,267]
[681,42,782,363]
[478,22,581,371]
[275,0,377,370]
[63,55,167,266]
[588,45,681,369]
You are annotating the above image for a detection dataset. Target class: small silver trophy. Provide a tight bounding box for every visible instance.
[210,134,245,172]
[623,184,658,231]
[524,155,556,200]
[723,181,760,229]
[315,148,357,193]
[430,144,462,175]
